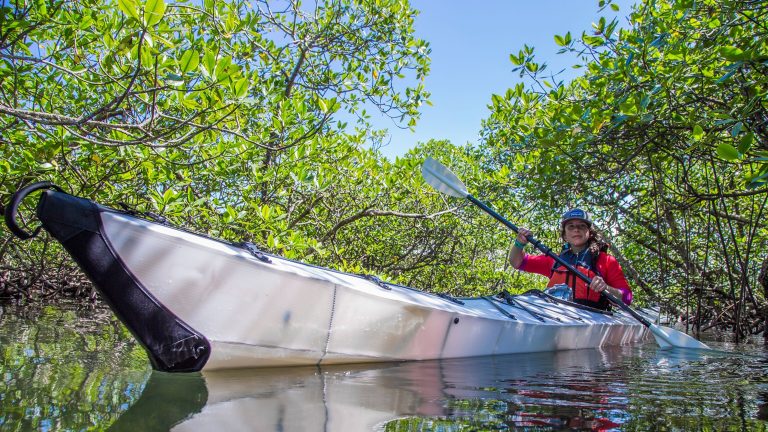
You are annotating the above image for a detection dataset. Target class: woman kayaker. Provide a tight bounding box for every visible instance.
[508,208,632,310]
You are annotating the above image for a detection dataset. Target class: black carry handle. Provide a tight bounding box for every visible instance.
[4,181,64,240]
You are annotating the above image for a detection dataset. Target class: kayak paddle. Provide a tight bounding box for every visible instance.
[421,157,710,350]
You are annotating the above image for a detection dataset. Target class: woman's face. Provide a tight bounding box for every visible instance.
[563,221,590,248]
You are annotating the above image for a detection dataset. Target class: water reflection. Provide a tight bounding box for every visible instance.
[0,303,148,430]
[107,346,768,431]
[2,303,768,431]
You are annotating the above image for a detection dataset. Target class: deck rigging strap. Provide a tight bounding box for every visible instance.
[513,296,584,322]
[118,203,170,225]
[482,296,517,320]
[437,292,465,305]
[495,291,549,322]
[241,242,273,263]
[360,274,391,290]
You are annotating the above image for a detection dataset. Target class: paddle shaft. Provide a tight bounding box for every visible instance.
[466,195,654,327]
[423,157,708,348]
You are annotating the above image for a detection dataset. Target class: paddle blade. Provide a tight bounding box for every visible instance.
[649,323,710,350]
[421,157,469,198]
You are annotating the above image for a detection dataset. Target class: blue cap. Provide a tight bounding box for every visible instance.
[561,208,591,227]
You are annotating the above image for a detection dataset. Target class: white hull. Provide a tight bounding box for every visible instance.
[102,213,649,370]
[31,189,650,372]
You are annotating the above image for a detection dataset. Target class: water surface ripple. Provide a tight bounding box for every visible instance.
[1,303,767,431]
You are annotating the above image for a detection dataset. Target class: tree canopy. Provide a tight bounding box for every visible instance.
[481,0,768,337]
[2,0,767,338]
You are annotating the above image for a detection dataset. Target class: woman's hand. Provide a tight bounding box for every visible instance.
[517,228,532,245]
[590,276,607,293]
[590,276,623,301]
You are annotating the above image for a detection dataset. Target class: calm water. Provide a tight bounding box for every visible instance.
[2,303,767,431]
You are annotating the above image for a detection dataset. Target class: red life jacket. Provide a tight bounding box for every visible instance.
[547,249,610,310]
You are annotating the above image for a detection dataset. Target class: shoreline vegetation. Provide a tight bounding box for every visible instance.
[1,0,767,341]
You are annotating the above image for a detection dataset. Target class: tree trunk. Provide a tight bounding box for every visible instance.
[759,255,768,342]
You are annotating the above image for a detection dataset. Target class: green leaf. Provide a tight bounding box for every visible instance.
[0,159,10,174]
[118,0,140,21]
[746,170,768,188]
[162,188,176,203]
[692,124,704,140]
[116,33,135,54]
[164,73,184,85]
[144,0,167,26]
[716,143,740,161]
[554,34,566,46]
[153,33,175,48]
[261,205,271,221]
[738,132,753,153]
[215,56,235,82]
[717,69,737,83]
[202,50,217,77]
[639,94,650,109]
[233,77,248,98]
[179,50,200,73]
[78,15,94,30]
[584,35,604,47]
[730,121,743,137]
[719,46,746,61]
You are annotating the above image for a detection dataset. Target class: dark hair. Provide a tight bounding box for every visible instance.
[560,225,609,254]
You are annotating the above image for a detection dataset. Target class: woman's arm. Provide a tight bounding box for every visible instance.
[594,254,633,305]
[508,228,532,269]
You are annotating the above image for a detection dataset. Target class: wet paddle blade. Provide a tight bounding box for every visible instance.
[422,157,469,198]
[649,323,710,350]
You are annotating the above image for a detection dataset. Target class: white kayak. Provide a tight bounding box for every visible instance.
[6,183,652,372]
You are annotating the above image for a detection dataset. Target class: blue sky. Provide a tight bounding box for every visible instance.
[375,0,636,158]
